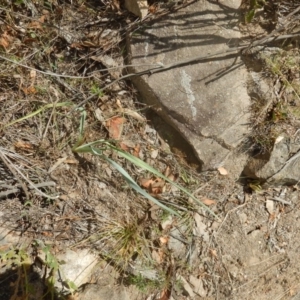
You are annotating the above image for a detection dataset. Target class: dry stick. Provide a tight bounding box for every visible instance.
[0,188,20,199]
[0,150,58,200]
[12,169,58,200]
[268,197,291,205]
[283,5,300,21]
[0,150,30,199]
[72,34,281,109]
[28,181,56,189]
[251,5,300,47]
[97,32,300,93]
[0,54,92,79]
[73,46,245,109]
[42,94,60,142]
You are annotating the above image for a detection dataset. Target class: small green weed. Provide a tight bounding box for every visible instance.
[179,167,197,185]
[127,274,161,293]
[34,240,78,297]
[90,84,104,97]
[247,179,263,193]
[245,0,266,23]
[2,102,73,129]
[264,53,300,103]
[0,246,32,299]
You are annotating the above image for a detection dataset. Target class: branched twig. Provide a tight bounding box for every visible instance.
[0,54,93,79]
[0,149,58,200]
[73,31,300,109]
[0,150,30,199]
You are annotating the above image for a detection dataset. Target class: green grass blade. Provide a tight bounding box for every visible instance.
[89,148,179,216]
[78,107,86,136]
[104,142,216,217]
[72,139,216,217]
[3,102,73,128]
[71,108,88,151]
[72,141,106,154]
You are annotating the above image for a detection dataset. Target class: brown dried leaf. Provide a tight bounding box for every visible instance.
[150,185,163,195]
[150,178,165,194]
[119,142,129,151]
[151,178,165,188]
[14,141,34,150]
[164,165,171,177]
[140,177,165,194]
[159,288,171,300]
[140,178,153,189]
[133,144,140,157]
[28,21,43,30]
[112,0,120,10]
[209,248,218,259]
[167,173,177,182]
[116,99,122,109]
[22,86,37,95]
[106,116,125,140]
[0,36,9,49]
[201,198,216,206]
[149,4,158,14]
[70,43,85,49]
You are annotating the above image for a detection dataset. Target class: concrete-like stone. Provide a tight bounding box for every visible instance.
[54,249,98,291]
[243,136,290,180]
[243,134,300,185]
[267,151,300,185]
[127,0,250,172]
[168,225,188,259]
[81,285,130,300]
[125,0,148,18]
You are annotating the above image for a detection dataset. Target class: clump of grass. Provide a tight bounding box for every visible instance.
[0,246,32,299]
[244,0,266,23]
[91,217,152,270]
[126,273,162,294]
[263,52,300,105]
[34,240,78,297]
[249,49,300,154]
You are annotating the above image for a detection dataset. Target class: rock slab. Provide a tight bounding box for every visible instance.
[127,0,251,172]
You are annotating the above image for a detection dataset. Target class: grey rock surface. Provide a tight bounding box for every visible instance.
[244,136,290,180]
[80,285,135,300]
[127,0,251,173]
[125,0,148,18]
[267,147,300,185]
[54,248,98,291]
[244,134,300,185]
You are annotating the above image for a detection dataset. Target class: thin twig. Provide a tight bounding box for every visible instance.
[268,197,291,205]
[97,32,300,95]
[0,150,30,199]
[0,54,93,79]
[0,149,58,200]
[13,169,58,200]
[28,181,56,189]
[71,7,300,109]
[0,189,20,199]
